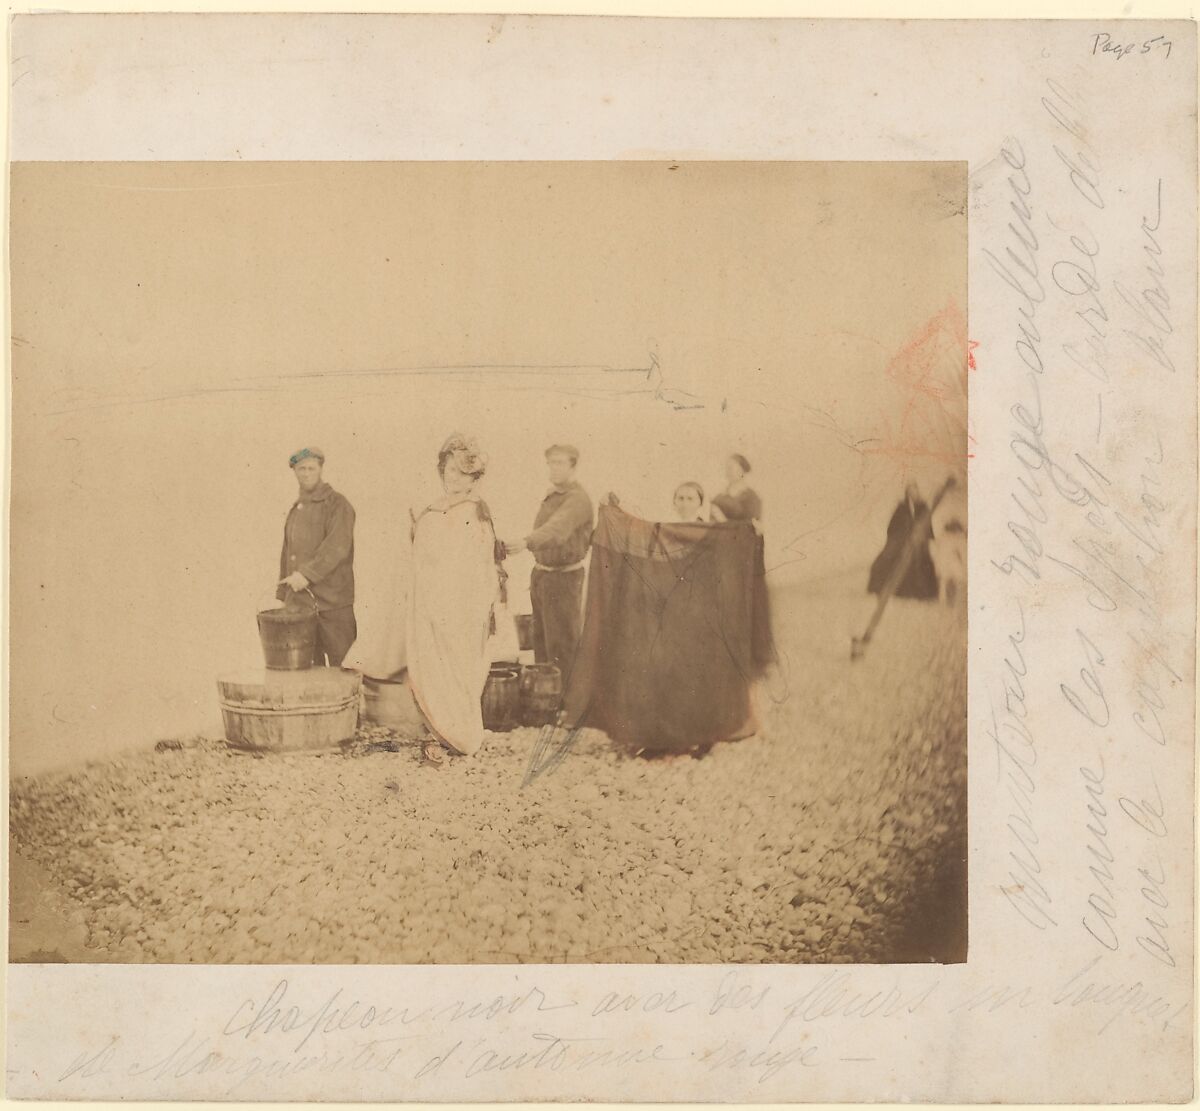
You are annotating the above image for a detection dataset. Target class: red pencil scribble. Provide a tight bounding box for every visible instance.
[863,299,971,472]
[968,338,979,371]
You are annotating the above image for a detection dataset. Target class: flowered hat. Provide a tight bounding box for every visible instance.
[438,433,488,478]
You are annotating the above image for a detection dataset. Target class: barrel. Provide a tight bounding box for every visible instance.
[482,665,521,732]
[519,663,562,726]
[256,598,317,670]
[218,667,361,753]
[360,672,425,733]
[514,614,536,652]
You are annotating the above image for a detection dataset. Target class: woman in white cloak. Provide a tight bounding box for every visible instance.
[406,434,505,758]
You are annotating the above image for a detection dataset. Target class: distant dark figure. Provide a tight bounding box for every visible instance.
[709,454,763,525]
[867,481,939,600]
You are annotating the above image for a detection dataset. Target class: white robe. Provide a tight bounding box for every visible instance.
[406,496,500,755]
[342,545,409,680]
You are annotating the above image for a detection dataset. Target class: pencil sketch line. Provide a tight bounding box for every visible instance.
[41,386,297,417]
[233,362,658,383]
[84,181,298,193]
[43,354,714,416]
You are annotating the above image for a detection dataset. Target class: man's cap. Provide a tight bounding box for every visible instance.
[289,447,325,468]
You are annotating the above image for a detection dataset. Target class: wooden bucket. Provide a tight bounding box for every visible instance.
[360,672,425,733]
[482,665,521,732]
[218,667,361,753]
[256,589,318,670]
[519,663,562,726]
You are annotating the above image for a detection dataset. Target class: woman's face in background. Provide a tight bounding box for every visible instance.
[673,485,703,520]
[441,459,476,496]
[725,456,746,484]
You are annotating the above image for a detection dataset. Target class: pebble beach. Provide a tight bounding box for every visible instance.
[10,588,967,966]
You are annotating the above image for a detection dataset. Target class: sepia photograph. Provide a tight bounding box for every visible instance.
[9,159,968,967]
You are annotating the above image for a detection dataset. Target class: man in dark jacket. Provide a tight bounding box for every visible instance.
[504,444,593,685]
[277,446,357,666]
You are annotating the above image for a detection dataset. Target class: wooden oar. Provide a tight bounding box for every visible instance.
[852,475,957,661]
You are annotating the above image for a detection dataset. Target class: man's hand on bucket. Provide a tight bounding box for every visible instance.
[279,572,310,592]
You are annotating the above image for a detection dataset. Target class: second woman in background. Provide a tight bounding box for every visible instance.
[709,453,763,526]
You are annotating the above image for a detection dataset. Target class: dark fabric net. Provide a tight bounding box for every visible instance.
[562,506,775,755]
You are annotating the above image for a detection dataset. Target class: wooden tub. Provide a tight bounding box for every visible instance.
[360,671,425,733]
[217,667,362,753]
